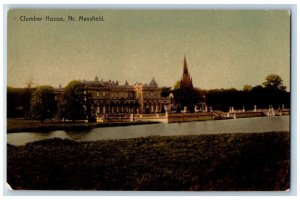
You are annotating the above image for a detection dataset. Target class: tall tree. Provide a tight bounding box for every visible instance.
[61,80,86,121]
[262,74,287,91]
[30,86,56,121]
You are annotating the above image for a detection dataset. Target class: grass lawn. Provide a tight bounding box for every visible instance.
[7,118,157,133]
[7,131,290,191]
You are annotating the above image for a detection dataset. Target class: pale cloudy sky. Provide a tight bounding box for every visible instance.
[8,9,290,90]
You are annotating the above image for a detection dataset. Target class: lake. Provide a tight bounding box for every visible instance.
[7,116,290,146]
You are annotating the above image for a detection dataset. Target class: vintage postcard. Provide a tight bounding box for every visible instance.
[6,9,291,191]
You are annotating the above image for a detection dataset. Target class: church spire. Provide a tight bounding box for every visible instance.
[180,55,193,89]
[183,55,188,74]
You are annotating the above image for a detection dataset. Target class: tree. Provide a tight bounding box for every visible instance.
[60,80,86,121]
[173,87,203,112]
[161,87,171,97]
[243,84,253,91]
[7,87,27,118]
[262,74,286,91]
[30,86,56,121]
[173,80,181,90]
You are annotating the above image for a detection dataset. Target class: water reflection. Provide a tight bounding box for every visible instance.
[7,116,290,146]
[64,129,92,140]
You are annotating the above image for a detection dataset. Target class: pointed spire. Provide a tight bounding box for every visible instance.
[180,55,193,89]
[183,55,188,74]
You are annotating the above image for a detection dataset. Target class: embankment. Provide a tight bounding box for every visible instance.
[6,118,158,133]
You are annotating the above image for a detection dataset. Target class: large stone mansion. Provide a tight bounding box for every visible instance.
[81,77,170,116]
[53,56,197,117]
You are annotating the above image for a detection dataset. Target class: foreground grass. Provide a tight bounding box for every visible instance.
[7,132,290,191]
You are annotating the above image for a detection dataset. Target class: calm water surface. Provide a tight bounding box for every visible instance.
[7,116,290,146]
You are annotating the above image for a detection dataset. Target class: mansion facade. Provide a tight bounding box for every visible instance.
[82,77,170,116]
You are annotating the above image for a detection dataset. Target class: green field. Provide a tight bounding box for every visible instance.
[7,131,290,191]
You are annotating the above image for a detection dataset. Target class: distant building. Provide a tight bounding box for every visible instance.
[82,77,170,116]
[180,56,193,89]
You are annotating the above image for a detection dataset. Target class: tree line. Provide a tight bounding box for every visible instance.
[7,74,290,121]
[7,80,86,121]
[163,74,290,112]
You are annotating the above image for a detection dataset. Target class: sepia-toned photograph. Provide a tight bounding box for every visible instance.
[6,8,291,191]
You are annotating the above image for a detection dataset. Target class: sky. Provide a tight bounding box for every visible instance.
[7,9,290,90]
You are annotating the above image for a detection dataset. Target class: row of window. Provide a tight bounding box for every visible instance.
[95,91,135,98]
[94,104,163,114]
[135,92,159,98]
[93,91,160,98]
